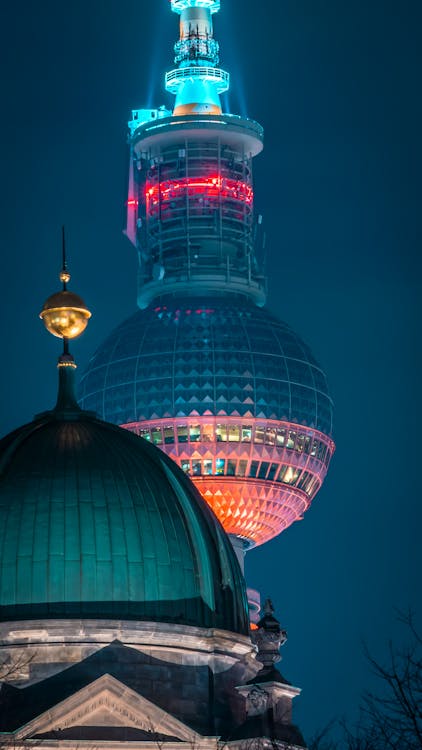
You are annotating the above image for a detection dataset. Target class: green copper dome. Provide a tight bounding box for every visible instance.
[0,369,249,633]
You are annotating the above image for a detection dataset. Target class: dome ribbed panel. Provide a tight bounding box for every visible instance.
[0,418,248,633]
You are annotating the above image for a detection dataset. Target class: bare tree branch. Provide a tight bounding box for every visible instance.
[310,611,422,750]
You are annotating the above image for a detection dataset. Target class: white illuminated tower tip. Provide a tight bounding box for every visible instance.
[166,0,228,115]
[170,1,221,15]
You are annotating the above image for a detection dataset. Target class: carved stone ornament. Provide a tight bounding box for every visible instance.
[247,686,270,716]
[13,673,203,742]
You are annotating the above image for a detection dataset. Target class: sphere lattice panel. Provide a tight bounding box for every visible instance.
[79,296,335,547]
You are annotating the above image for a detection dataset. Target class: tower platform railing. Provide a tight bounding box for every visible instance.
[165,66,229,94]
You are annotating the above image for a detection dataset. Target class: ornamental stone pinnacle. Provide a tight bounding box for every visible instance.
[253,598,288,671]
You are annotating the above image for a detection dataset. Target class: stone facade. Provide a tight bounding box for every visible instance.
[0,619,256,735]
[0,608,306,749]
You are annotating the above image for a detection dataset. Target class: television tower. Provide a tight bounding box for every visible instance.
[80,0,335,590]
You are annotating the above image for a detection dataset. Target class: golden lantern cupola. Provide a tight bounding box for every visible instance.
[39,228,92,416]
[40,228,91,343]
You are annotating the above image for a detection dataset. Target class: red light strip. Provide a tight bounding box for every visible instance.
[146,176,253,205]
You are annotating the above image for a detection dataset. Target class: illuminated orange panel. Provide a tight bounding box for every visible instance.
[122,417,335,548]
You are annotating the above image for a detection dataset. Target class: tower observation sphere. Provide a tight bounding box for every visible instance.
[79,0,335,552]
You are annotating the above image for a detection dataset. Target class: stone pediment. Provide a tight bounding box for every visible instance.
[14,673,203,742]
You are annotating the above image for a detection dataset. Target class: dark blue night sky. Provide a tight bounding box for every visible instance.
[1,0,421,740]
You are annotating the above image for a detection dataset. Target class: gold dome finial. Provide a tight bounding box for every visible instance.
[59,269,71,285]
[39,227,91,341]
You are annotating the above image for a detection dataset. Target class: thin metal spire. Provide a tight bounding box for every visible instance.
[61,225,68,291]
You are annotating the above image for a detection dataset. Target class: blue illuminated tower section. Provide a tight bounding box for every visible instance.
[125,0,266,311]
